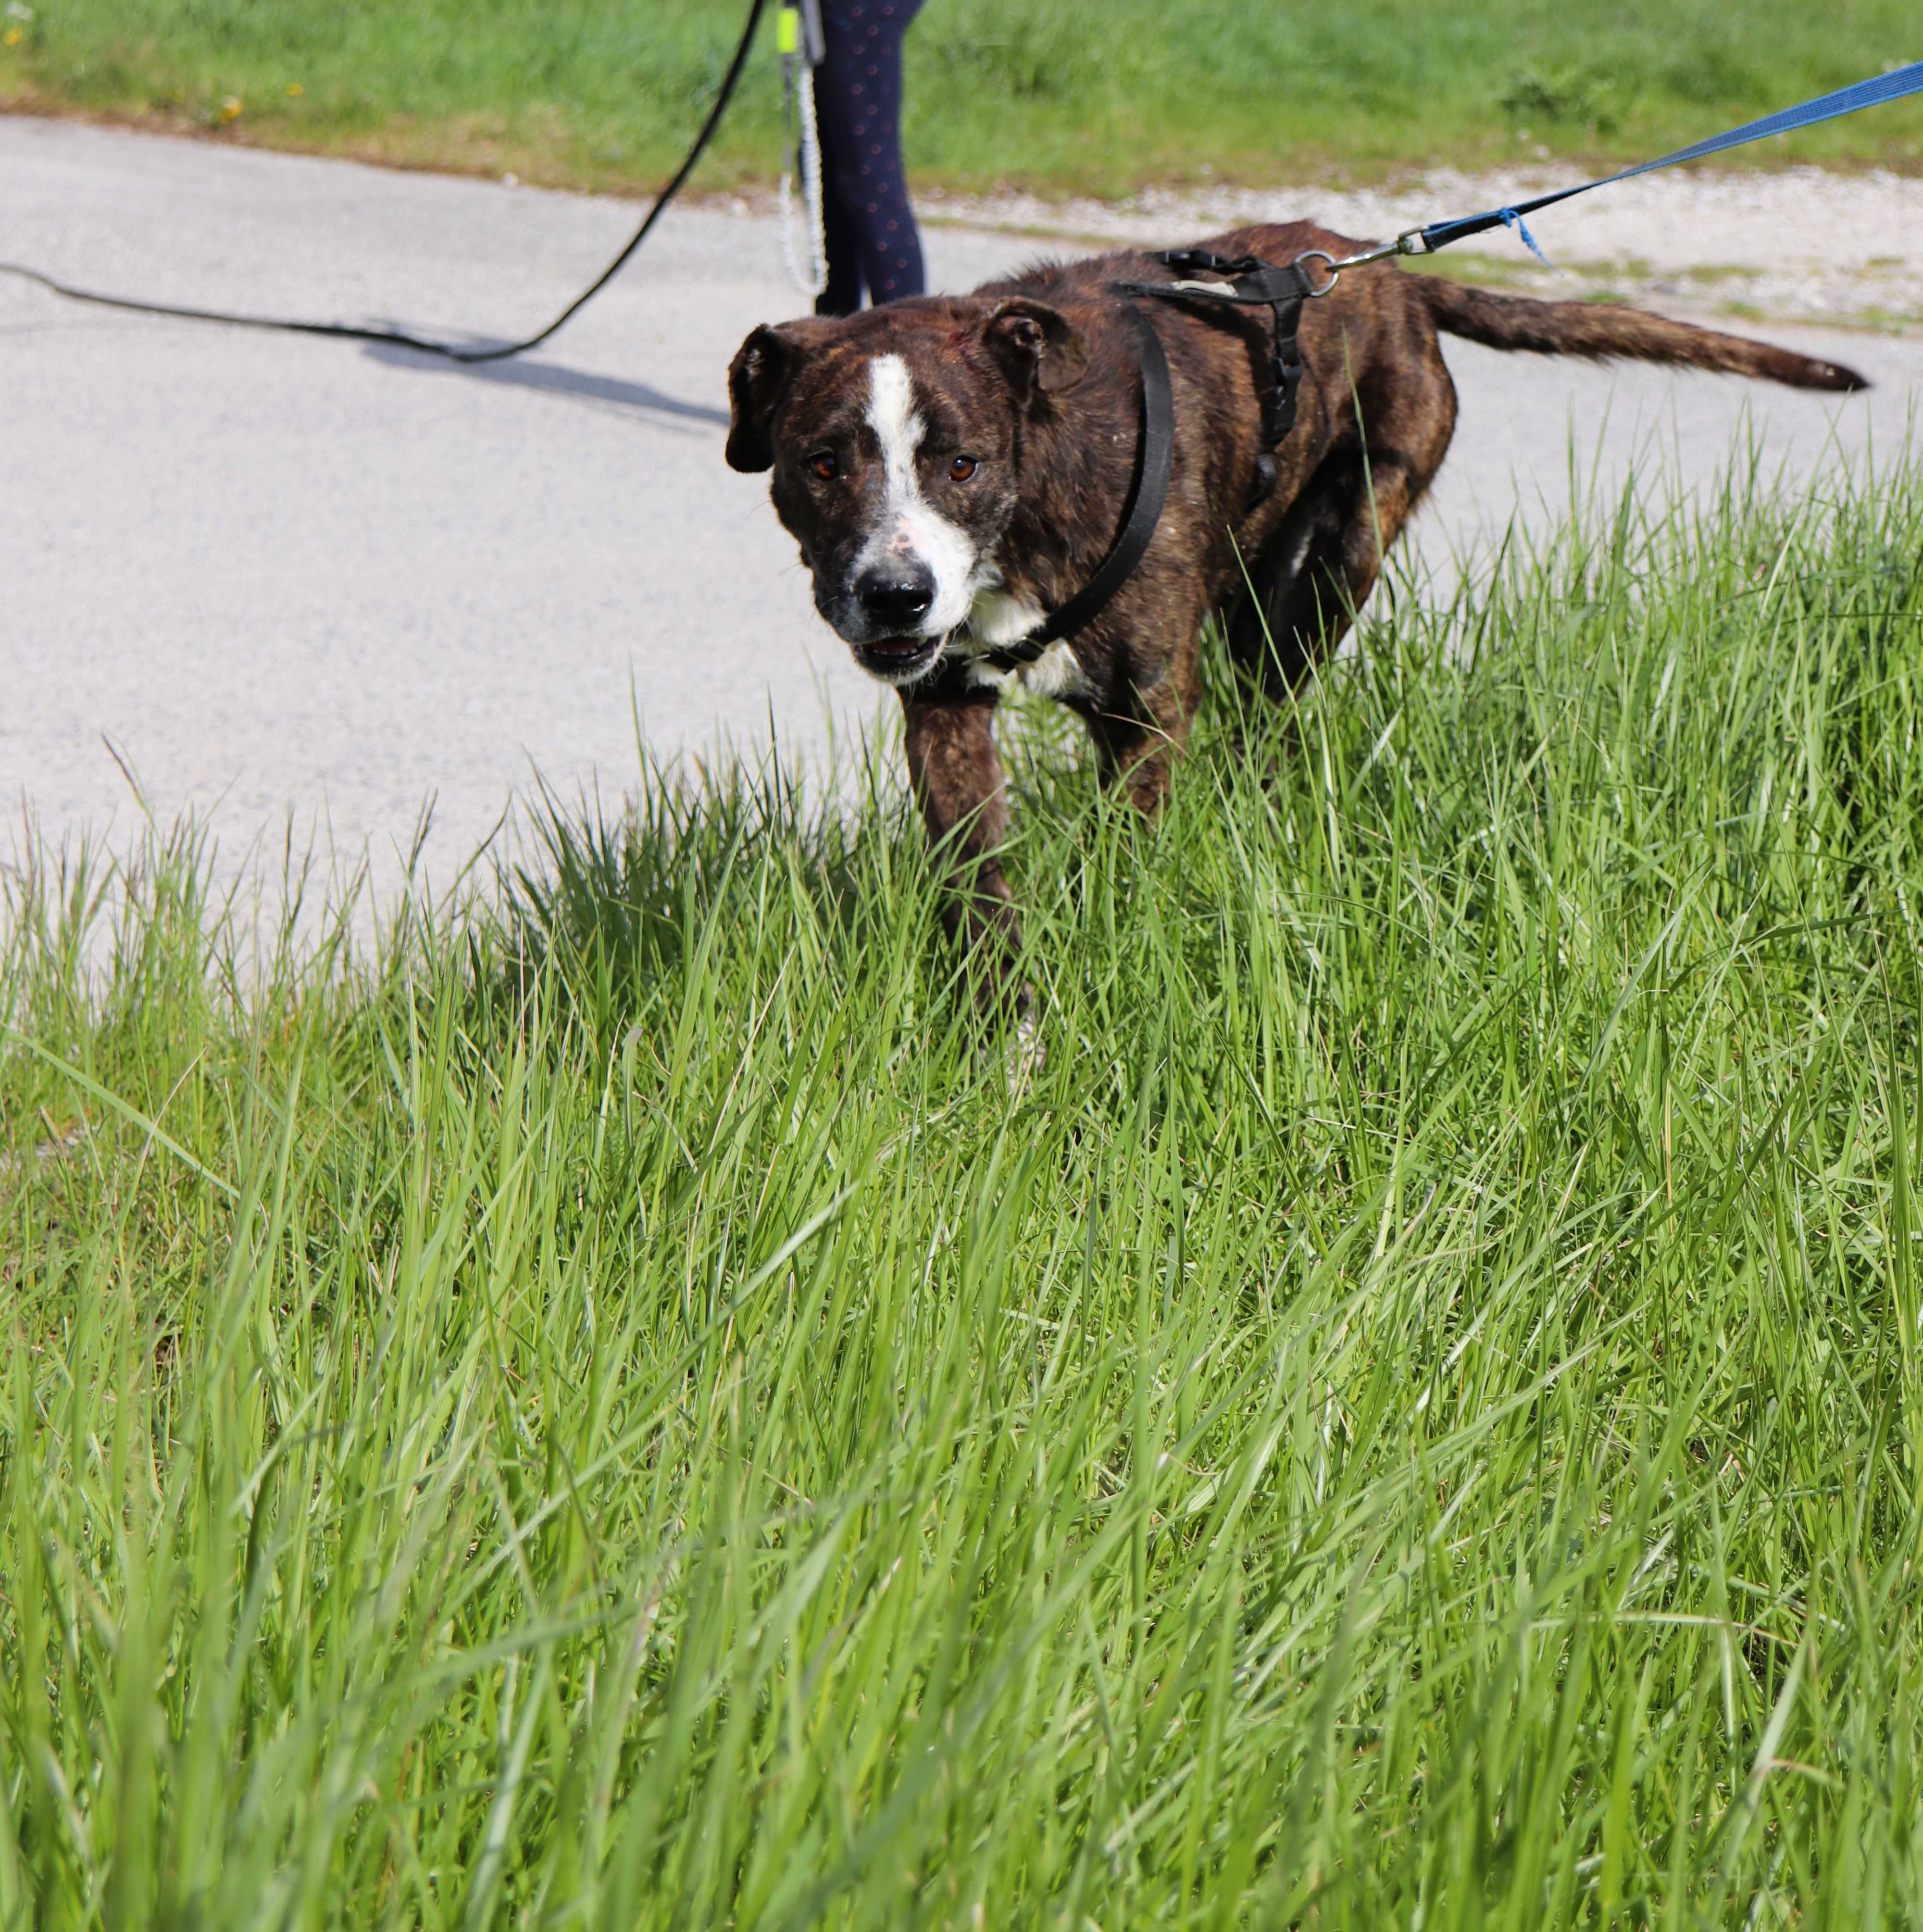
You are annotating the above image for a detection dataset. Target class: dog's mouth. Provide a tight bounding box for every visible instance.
[851,634,947,683]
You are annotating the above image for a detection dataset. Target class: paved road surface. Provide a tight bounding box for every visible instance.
[3,117,1918,908]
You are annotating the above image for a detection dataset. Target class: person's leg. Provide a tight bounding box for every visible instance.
[814,0,924,311]
[812,93,866,316]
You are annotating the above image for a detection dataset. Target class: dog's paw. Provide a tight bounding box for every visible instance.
[1005,1006,1046,1095]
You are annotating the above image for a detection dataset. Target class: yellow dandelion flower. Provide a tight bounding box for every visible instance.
[2,27,21,45]
[219,95,243,121]
[286,82,302,97]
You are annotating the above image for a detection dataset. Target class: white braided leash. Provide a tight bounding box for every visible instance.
[778,57,828,298]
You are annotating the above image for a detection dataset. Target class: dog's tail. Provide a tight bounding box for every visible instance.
[1411,273,1868,392]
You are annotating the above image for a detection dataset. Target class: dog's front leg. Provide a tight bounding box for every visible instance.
[900,688,1025,1015]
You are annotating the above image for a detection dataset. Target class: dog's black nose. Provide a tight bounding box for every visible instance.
[855,565,936,631]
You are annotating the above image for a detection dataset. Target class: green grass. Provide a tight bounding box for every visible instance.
[1,0,1920,194]
[7,450,1923,1924]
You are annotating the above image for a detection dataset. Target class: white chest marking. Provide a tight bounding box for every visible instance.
[1009,638,1090,699]
[962,587,1047,650]
[958,587,1089,699]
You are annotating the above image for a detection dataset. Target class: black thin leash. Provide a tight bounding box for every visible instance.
[0,0,769,363]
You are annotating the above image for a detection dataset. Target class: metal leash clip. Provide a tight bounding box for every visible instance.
[1290,228,1435,297]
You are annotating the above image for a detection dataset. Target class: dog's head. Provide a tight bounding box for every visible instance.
[726,296,1088,686]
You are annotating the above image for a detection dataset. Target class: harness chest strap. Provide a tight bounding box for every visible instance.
[921,296,1174,681]
[1019,299,1176,657]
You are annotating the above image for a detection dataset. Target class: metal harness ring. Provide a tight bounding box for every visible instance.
[1292,250,1342,298]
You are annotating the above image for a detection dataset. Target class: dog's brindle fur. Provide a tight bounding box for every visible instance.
[727,222,1866,1008]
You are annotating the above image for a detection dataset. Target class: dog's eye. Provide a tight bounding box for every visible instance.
[949,454,979,482]
[806,450,839,481]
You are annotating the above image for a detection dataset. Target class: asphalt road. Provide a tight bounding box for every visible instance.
[3,116,1919,908]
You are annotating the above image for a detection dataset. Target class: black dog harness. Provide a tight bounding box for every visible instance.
[1126,249,1317,454]
[936,249,1327,684]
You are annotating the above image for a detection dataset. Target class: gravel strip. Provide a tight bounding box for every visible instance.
[913,166,1923,331]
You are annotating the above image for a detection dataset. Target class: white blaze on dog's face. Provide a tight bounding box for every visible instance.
[724,297,1091,688]
[863,357,977,612]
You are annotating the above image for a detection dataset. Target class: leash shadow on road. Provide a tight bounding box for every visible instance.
[362,339,728,432]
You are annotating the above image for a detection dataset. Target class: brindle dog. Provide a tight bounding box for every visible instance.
[726,222,1866,1009]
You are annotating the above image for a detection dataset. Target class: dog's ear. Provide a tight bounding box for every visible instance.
[726,321,827,473]
[983,299,1089,404]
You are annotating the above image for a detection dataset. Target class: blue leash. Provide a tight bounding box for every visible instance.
[1307,57,1923,284]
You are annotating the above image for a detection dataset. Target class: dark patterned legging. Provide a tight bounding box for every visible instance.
[813,0,926,315]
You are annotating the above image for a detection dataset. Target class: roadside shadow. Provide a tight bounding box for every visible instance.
[362,338,728,431]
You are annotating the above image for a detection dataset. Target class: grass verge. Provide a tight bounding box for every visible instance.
[5,451,1923,1922]
[1,0,1920,195]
